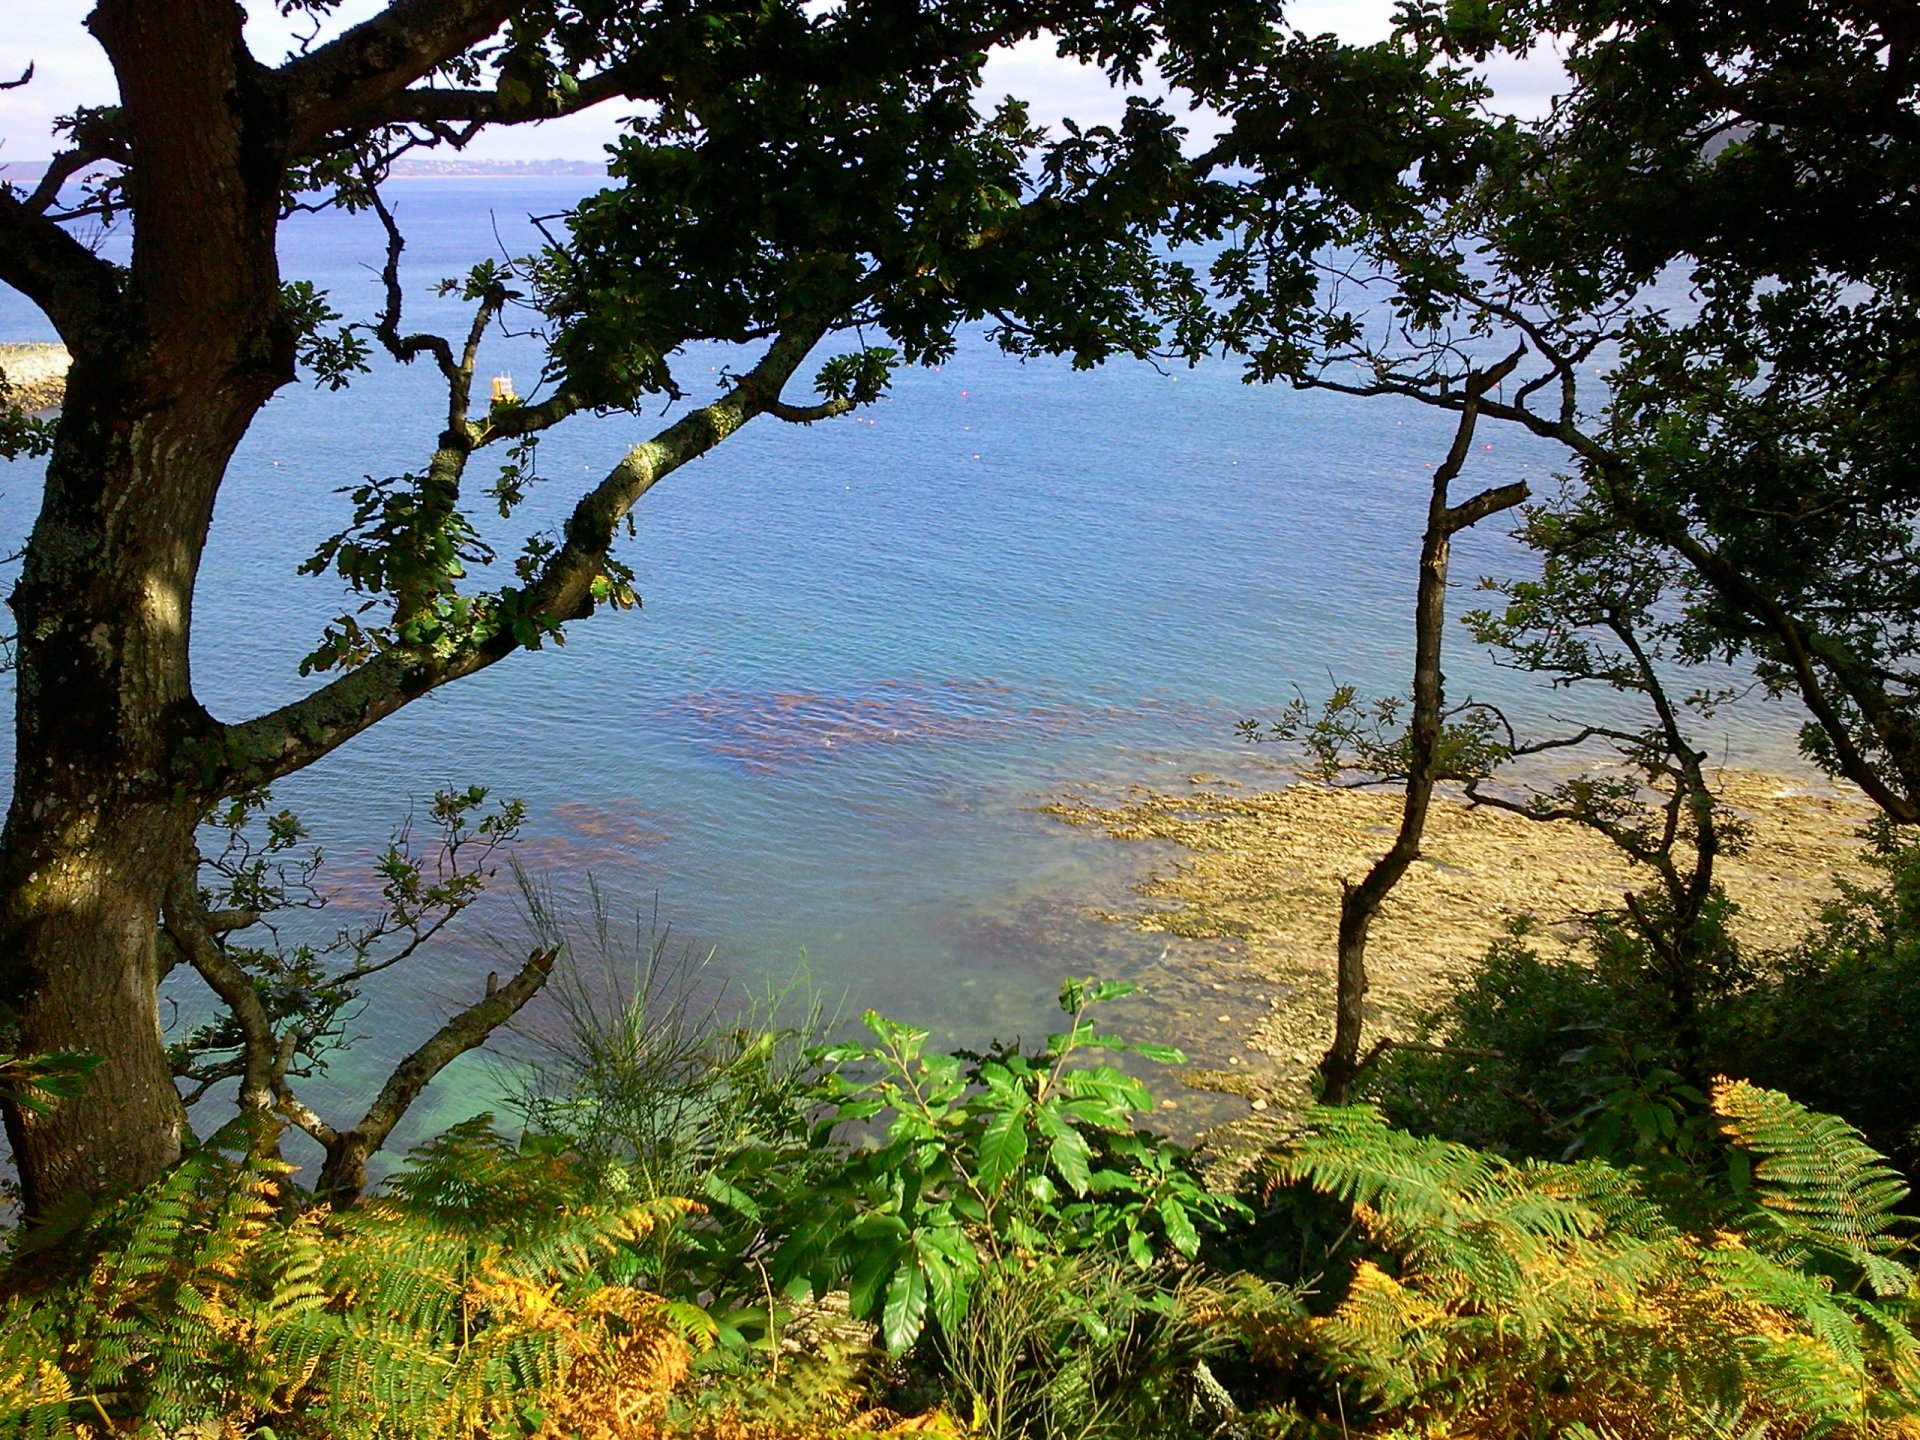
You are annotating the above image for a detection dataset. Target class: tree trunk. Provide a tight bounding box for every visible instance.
[0,376,275,1212]
[0,807,195,1213]
[1319,358,1524,1106]
[0,0,295,1214]
[1319,474,1454,1106]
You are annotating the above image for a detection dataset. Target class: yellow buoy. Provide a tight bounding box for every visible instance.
[490,373,518,403]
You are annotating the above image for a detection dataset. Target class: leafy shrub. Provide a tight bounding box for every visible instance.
[11,973,1918,1440]
[766,981,1243,1352]
[1365,927,1681,1161]
[1371,834,1920,1188]
[751,980,1246,1437]
[1715,829,1920,1177]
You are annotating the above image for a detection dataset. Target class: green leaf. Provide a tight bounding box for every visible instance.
[701,1171,762,1221]
[1050,1128,1095,1197]
[847,1250,893,1321]
[847,1224,908,1319]
[1126,1226,1154,1269]
[864,1010,930,1061]
[663,1299,722,1347]
[1157,1195,1201,1257]
[914,1226,977,1335]
[978,1102,1031,1192]
[1125,1041,1187,1065]
[1728,1146,1753,1197]
[881,1261,930,1355]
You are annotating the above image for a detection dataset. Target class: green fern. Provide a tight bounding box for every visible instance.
[1706,1080,1920,1427]
[1716,1078,1917,1296]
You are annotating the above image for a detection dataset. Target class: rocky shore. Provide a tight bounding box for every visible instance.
[0,343,70,411]
[1045,767,1875,1112]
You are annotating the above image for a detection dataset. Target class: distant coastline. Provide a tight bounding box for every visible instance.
[0,159,601,408]
[1,157,607,185]
[379,158,608,179]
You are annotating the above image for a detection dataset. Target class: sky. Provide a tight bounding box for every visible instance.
[1,1,1564,167]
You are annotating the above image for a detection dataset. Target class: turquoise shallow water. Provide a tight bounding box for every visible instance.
[0,180,1806,1147]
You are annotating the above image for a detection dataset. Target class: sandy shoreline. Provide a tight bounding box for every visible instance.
[0,343,69,412]
[1044,766,1876,1114]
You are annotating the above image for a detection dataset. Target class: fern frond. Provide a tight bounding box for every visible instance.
[1715,1078,1916,1296]
[1266,1099,1920,1438]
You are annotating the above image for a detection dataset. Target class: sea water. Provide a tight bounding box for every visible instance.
[0,180,1802,1142]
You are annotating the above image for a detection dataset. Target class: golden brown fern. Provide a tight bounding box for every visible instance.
[0,1115,701,1440]
[1268,1101,1920,1438]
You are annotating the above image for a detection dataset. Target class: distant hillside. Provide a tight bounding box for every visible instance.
[384,157,607,178]
[1,157,606,185]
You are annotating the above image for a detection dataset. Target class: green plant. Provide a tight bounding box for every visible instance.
[505,875,835,1346]
[1366,926,1677,1161]
[935,1257,1227,1440]
[1715,828,1920,1179]
[1374,833,1920,1193]
[769,980,1244,1360]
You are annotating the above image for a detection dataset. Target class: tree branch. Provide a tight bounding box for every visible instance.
[0,191,123,343]
[768,397,856,424]
[1650,518,1920,822]
[23,152,103,217]
[365,184,457,377]
[206,320,833,793]
[483,389,589,440]
[279,0,516,154]
[1353,1035,1504,1084]
[369,66,643,131]
[1447,481,1530,533]
[313,945,557,1201]
[162,867,278,1115]
[1309,311,1920,822]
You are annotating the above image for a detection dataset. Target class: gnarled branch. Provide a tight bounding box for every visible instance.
[279,0,517,153]
[162,867,278,1115]
[207,319,835,793]
[0,191,123,342]
[312,945,558,1201]
[369,65,643,132]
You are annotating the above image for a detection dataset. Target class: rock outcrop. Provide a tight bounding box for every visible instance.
[0,342,70,411]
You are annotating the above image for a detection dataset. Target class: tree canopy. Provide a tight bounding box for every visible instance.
[0,0,1274,1214]
[3,0,1918,1224]
[1205,0,1920,822]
